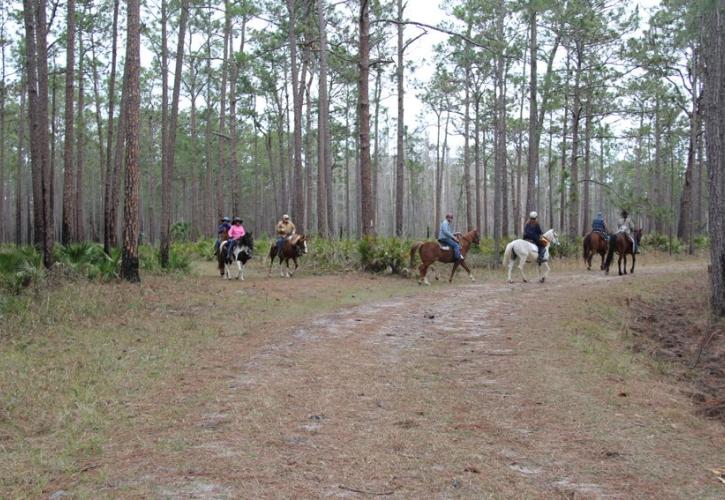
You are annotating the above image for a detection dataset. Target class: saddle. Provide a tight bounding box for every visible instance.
[438,243,451,251]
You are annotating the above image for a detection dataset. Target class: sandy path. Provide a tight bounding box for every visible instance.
[98,263,723,498]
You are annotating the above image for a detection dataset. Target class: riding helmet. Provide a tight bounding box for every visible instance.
[233,217,242,223]
[529,211,538,219]
[222,216,231,223]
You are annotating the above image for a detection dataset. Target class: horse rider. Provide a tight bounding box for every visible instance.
[592,211,608,236]
[226,217,246,259]
[616,209,638,254]
[438,213,463,261]
[214,216,231,255]
[275,214,296,254]
[523,211,546,264]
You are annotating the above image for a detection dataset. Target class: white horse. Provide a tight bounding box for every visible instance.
[502,229,559,283]
[220,236,254,280]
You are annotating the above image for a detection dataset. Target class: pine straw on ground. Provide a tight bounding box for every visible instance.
[627,275,725,422]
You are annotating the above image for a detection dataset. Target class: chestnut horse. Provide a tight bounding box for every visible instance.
[583,231,609,270]
[268,234,308,278]
[604,229,643,276]
[409,229,480,285]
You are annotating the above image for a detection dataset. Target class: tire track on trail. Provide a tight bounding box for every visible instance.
[126,262,720,499]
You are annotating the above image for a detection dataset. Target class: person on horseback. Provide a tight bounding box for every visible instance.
[227,217,246,260]
[275,214,296,255]
[214,216,231,255]
[523,211,546,264]
[438,213,463,261]
[616,209,638,254]
[592,211,608,236]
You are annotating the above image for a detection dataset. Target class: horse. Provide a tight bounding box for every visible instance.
[268,234,308,278]
[220,232,254,280]
[215,228,230,277]
[604,229,642,276]
[583,231,609,271]
[502,229,560,283]
[408,229,480,285]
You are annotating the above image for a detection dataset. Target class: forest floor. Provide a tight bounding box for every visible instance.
[1,254,724,498]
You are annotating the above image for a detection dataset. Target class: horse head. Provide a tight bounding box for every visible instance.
[295,234,308,255]
[544,229,560,246]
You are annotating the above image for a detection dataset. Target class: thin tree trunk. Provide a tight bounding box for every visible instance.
[358,0,374,236]
[160,0,189,267]
[62,0,75,245]
[287,0,304,228]
[474,96,482,233]
[75,27,85,241]
[317,0,329,236]
[16,79,26,245]
[228,15,246,217]
[395,0,404,236]
[568,43,582,238]
[526,7,538,216]
[217,2,230,218]
[104,0,119,253]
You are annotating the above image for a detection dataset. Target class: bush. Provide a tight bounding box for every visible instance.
[54,242,120,281]
[550,236,581,259]
[358,236,410,274]
[0,246,44,295]
[641,233,684,254]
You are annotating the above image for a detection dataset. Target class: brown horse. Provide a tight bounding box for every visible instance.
[409,229,480,285]
[604,229,643,276]
[268,234,308,277]
[583,231,609,270]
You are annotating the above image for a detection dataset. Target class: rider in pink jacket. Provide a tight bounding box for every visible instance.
[226,217,246,258]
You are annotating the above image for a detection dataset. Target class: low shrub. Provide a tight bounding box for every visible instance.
[0,246,44,295]
[358,236,411,274]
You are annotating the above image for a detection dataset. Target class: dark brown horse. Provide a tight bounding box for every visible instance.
[604,229,643,276]
[268,234,308,277]
[409,229,480,285]
[583,231,609,270]
[216,228,229,277]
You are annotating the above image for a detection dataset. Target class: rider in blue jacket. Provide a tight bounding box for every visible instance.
[523,211,546,264]
[592,211,608,235]
[438,213,463,261]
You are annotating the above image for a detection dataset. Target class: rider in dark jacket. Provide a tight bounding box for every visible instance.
[214,216,231,255]
[523,211,546,264]
[592,211,607,235]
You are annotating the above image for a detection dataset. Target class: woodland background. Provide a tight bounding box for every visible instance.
[2,0,724,308]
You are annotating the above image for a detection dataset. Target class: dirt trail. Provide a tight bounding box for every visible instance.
[96,263,723,498]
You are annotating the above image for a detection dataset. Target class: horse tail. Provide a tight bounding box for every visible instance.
[604,234,617,270]
[582,234,590,262]
[409,242,423,270]
[502,242,513,267]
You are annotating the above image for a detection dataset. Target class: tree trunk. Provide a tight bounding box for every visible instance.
[358,0,374,236]
[228,15,246,217]
[317,0,329,237]
[120,0,141,282]
[103,0,119,253]
[703,1,725,315]
[395,0,404,237]
[62,0,75,245]
[526,7,537,216]
[160,0,189,267]
[568,42,582,238]
[474,96,482,233]
[16,79,26,245]
[287,0,304,229]
[582,87,592,236]
[463,27,473,230]
[23,0,53,267]
[217,2,230,218]
[75,27,85,241]
[678,46,700,254]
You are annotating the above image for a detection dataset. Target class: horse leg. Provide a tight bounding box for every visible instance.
[631,253,636,274]
[290,257,298,276]
[459,260,475,282]
[448,262,460,283]
[618,255,623,276]
[540,261,550,283]
[419,263,430,286]
[236,260,243,280]
[285,259,291,278]
[622,255,628,275]
[519,259,528,283]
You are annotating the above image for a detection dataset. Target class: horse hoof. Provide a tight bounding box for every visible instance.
[508,280,513,284]
[523,279,528,283]
[540,277,545,283]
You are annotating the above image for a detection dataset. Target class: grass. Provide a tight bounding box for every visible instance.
[0,265,432,496]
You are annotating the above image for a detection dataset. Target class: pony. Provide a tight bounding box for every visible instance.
[502,229,560,283]
[268,234,308,278]
[583,231,609,271]
[604,229,642,276]
[220,232,254,280]
[408,229,480,285]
